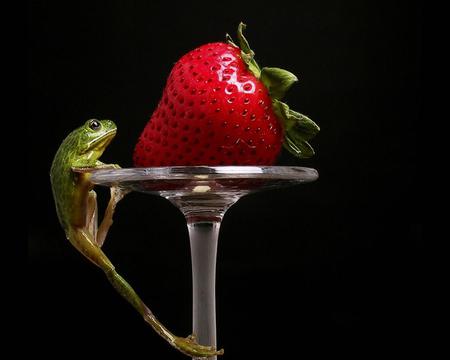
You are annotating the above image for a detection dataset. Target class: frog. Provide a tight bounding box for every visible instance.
[50,119,223,358]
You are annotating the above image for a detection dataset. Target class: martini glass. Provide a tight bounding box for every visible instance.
[90,166,318,359]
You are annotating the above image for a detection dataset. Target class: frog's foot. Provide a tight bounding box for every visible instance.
[72,163,121,173]
[173,334,224,358]
[95,162,121,170]
[110,186,129,204]
[71,166,96,173]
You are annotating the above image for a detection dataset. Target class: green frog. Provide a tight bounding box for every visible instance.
[50,119,223,358]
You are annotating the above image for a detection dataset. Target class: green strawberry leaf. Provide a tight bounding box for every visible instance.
[288,110,320,140]
[284,134,315,158]
[260,67,298,100]
[273,100,320,158]
[236,22,253,56]
[235,22,261,77]
[226,33,235,45]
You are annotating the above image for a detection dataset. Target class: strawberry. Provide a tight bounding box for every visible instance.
[133,23,319,166]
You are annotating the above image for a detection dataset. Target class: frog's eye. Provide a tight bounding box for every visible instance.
[88,119,101,131]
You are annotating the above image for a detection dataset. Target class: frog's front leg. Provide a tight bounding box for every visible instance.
[96,186,129,247]
[86,190,98,240]
[73,163,125,247]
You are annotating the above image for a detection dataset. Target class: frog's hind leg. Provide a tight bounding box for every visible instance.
[68,225,224,358]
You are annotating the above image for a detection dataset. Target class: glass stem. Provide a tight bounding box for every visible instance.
[188,220,221,360]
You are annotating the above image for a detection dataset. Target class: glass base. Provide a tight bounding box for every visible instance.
[90,166,318,359]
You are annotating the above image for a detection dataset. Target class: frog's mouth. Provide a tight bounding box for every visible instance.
[90,128,117,150]
[84,128,117,158]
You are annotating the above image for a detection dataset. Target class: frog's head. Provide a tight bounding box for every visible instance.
[77,119,117,159]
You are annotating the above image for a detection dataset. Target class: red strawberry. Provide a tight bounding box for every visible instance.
[133,23,319,167]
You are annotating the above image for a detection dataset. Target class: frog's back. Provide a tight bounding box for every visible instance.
[50,131,79,231]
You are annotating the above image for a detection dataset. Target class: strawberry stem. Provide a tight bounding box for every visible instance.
[226,23,320,159]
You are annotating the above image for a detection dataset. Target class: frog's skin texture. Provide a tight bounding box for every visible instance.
[50,119,223,358]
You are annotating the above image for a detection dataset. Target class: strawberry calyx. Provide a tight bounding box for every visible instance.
[227,22,320,158]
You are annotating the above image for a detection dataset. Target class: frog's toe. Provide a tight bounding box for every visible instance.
[173,336,224,357]
[187,333,197,341]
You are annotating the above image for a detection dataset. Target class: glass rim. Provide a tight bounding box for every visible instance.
[90,166,319,185]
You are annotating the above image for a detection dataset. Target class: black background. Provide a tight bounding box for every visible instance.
[28,1,423,357]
